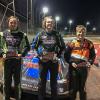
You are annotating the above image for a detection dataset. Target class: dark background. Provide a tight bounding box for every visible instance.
[0,0,100,32]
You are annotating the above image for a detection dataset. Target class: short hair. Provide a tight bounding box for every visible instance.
[7,16,19,23]
[42,16,55,29]
[76,25,86,32]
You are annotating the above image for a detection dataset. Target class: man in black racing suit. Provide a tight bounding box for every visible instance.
[32,16,66,100]
[0,16,30,100]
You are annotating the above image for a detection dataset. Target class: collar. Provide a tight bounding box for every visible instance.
[8,29,19,33]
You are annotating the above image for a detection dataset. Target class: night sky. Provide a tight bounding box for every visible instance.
[15,0,100,32]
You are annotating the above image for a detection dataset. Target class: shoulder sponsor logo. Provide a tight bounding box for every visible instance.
[41,35,47,39]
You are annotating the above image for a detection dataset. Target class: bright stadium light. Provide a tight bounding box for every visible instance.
[64,27,68,31]
[86,21,90,26]
[55,16,60,30]
[92,27,96,33]
[92,27,96,31]
[68,19,73,33]
[86,21,90,33]
[42,6,49,17]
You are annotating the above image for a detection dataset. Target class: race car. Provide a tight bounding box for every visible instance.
[0,50,69,98]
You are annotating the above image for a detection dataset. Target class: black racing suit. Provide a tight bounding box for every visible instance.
[32,30,66,100]
[0,30,30,100]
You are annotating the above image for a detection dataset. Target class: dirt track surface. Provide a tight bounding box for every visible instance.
[86,66,100,100]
